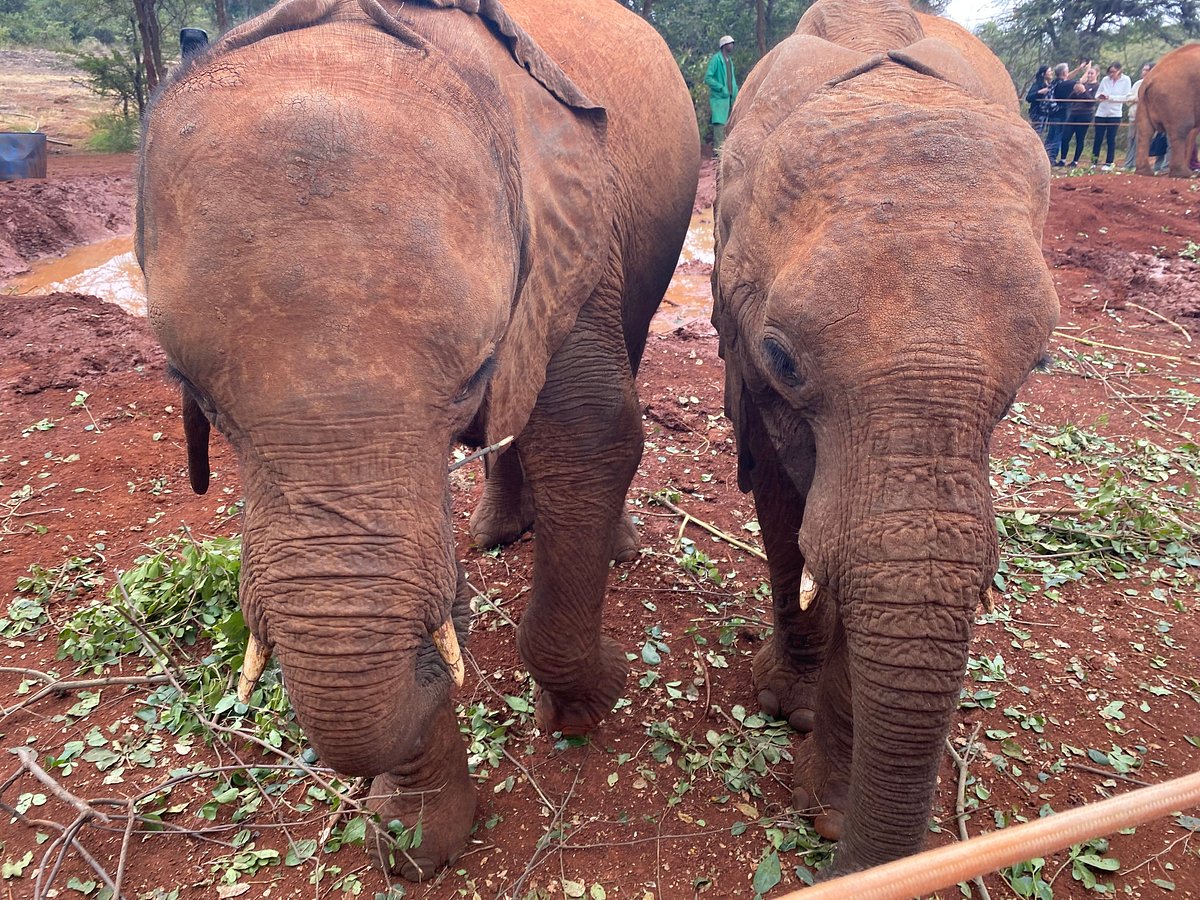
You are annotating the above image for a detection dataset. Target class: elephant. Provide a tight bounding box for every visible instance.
[136,0,699,879]
[1135,43,1200,178]
[711,0,1058,877]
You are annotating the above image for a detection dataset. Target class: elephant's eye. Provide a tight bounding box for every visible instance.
[762,337,801,385]
[454,354,496,404]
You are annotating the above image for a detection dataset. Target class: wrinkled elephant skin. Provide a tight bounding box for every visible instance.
[137,0,698,878]
[712,0,1058,877]
[1135,43,1200,178]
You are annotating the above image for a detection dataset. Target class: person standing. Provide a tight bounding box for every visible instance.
[1092,62,1131,169]
[1059,65,1099,168]
[1045,59,1091,164]
[1026,65,1055,138]
[1123,62,1153,170]
[706,35,739,151]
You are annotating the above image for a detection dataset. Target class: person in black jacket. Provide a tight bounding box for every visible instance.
[1026,65,1054,137]
[1045,58,1092,163]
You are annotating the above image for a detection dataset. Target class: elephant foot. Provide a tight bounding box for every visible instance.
[532,635,629,736]
[791,735,850,842]
[752,640,821,733]
[469,487,535,549]
[612,513,639,563]
[366,708,477,881]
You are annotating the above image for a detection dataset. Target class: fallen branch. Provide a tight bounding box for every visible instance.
[1,674,172,718]
[648,491,767,561]
[1123,301,1192,343]
[1064,762,1151,787]
[449,435,514,472]
[945,726,992,900]
[1054,331,1183,362]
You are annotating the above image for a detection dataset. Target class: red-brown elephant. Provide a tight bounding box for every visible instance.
[137,0,698,879]
[712,0,1058,877]
[1136,43,1200,178]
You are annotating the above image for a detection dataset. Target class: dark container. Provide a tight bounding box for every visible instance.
[180,27,209,57]
[0,132,48,181]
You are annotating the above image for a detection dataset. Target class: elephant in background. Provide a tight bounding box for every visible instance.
[137,0,698,878]
[712,0,1057,877]
[1135,43,1200,178]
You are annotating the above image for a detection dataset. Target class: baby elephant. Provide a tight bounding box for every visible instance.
[712,0,1058,877]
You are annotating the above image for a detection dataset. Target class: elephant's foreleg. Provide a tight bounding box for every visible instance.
[792,618,854,848]
[469,444,535,549]
[745,412,830,733]
[366,705,476,881]
[516,284,640,735]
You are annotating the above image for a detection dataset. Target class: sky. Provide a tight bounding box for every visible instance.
[942,0,1004,30]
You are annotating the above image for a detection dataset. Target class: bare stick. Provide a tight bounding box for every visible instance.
[114,798,137,899]
[1064,762,1151,787]
[449,435,514,472]
[649,491,767,561]
[945,726,992,900]
[11,747,112,825]
[1054,332,1183,362]
[1123,301,1192,343]
[2,674,172,718]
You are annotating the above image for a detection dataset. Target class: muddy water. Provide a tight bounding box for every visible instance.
[5,235,145,315]
[3,209,716,328]
[652,208,715,334]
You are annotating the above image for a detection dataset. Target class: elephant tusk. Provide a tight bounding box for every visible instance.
[433,619,465,688]
[237,634,271,704]
[798,566,818,611]
[982,586,999,613]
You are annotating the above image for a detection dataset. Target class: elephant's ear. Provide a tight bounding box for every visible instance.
[888,39,988,103]
[474,28,612,446]
[417,0,604,115]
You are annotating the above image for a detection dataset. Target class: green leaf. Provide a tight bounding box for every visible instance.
[563,879,585,898]
[1,851,33,879]
[285,838,317,866]
[752,850,782,895]
[590,885,607,900]
[341,817,367,846]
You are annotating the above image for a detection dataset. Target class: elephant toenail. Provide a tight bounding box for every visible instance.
[814,810,845,841]
[792,786,815,812]
[788,707,815,733]
[757,689,780,716]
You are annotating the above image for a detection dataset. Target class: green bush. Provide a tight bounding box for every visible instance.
[85,112,138,152]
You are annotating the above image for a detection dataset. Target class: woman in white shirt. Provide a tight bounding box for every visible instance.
[1093,62,1132,169]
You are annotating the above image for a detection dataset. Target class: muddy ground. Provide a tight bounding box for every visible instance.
[2,141,1199,899]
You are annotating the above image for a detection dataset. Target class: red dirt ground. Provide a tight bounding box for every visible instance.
[1,155,1198,900]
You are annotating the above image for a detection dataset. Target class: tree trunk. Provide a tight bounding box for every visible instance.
[215,0,229,33]
[640,0,653,19]
[755,0,767,57]
[132,0,165,93]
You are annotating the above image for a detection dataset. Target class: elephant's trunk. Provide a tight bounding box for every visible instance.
[803,384,998,868]
[270,602,455,774]
[235,432,463,776]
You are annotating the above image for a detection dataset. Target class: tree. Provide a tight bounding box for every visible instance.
[132,0,165,91]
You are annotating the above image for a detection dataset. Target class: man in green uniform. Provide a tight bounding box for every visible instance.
[705,35,738,150]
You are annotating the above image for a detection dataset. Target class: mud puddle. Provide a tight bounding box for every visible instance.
[2,208,717,329]
[5,234,144,315]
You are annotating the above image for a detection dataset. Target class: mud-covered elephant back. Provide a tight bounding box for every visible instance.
[193,0,616,451]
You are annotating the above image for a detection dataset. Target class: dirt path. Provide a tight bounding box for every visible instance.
[1,156,1198,899]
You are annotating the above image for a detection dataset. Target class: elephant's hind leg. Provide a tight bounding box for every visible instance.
[515,279,641,735]
[744,410,829,733]
[469,444,535,549]
[469,442,641,563]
